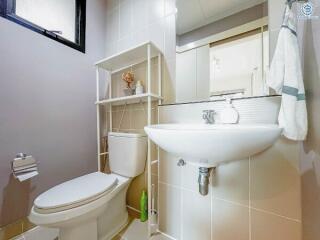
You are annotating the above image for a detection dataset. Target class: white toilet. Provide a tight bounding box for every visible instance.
[29,132,147,240]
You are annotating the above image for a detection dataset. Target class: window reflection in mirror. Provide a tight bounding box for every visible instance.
[176,0,270,104]
[210,28,269,100]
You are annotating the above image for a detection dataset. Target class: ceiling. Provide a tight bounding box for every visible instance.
[176,0,267,35]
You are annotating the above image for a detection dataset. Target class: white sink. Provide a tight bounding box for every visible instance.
[144,124,282,167]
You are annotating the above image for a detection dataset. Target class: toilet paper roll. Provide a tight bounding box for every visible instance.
[14,170,39,182]
[12,155,36,169]
[11,154,39,182]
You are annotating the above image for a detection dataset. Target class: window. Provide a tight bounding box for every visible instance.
[0,0,86,53]
[210,27,269,98]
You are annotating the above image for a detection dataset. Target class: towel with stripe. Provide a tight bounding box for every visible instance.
[267,4,307,140]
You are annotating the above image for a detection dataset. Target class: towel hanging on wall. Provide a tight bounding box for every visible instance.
[267,4,308,141]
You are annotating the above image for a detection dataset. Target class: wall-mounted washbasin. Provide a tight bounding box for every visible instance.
[144,124,282,168]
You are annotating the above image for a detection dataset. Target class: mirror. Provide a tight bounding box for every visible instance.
[176,0,270,103]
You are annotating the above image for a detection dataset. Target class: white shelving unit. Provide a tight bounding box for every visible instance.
[96,93,163,106]
[94,41,162,237]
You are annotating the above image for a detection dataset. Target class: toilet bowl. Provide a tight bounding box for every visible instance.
[29,132,147,240]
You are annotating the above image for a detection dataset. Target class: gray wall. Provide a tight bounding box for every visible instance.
[300,15,320,240]
[177,2,268,46]
[268,1,320,239]
[0,0,106,226]
[268,0,286,59]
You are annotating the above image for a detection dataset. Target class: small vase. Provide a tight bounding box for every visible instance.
[123,88,134,96]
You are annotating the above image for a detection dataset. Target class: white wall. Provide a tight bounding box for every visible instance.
[105,0,177,103]
[103,0,177,213]
[268,0,286,59]
[158,96,302,240]
[298,2,320,240]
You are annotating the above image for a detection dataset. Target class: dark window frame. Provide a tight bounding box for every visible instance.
[0,0,86,53]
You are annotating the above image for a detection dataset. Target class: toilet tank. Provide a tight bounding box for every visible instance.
[108,132,147,177]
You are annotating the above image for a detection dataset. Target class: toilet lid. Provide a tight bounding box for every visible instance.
[34,172,118,212]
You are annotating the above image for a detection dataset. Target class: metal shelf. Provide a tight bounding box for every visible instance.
[96,93,163,106]
[95,41,161,73]
[95,41,162,237]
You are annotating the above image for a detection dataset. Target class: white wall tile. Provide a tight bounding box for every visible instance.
[106,0,119,12]
[181,162,199,192]
[268,0,286,32]
[106,8,119,43]
[182,189,211,240]
[159,183,181,239]
[130,109,147,129]
[212,199,250,240]
[164,14,176,60]
[117,35,134,52]
[106,41,117,57]
[165,0,176,16]
[159,150,181,186]
[132,27,149,46]
[158,96,301,240]
[269,29,280,60]
[103,0,178,231]
[251,209,301,240]
[119,0,133,39]
[147,0,165,24]
[132,0,148,31]
[268,0,286,58]
[213,159,249,206]
[250,137,301,220]
[105,0,176,103]
[148,18,165,52]
[159,96,281,124]
[163,58,176,104]
[112,109,131,130]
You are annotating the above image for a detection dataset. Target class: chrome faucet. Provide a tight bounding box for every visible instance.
[202,110,216,124]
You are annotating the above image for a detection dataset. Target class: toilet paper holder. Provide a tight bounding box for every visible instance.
[16,153,27,159]
[11,153,29,169]
[11,153,39,181]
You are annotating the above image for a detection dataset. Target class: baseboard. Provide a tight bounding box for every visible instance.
[12,226,59,240]
[127,205,141,219]
[126,205,141,213]
[11,225,175,240]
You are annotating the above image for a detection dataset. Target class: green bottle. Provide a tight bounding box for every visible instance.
[140,190,148,222]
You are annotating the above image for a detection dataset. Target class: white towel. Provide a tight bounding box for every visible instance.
[267,5,307,141]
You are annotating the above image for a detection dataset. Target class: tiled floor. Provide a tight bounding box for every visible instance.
[10,215,167,240]
[113,218,171,240]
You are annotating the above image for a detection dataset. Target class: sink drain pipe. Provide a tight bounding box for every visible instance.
[198,167,214,196]
[177,160,214,196]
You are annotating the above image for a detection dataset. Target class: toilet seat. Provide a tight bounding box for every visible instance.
[34,172,118,214]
